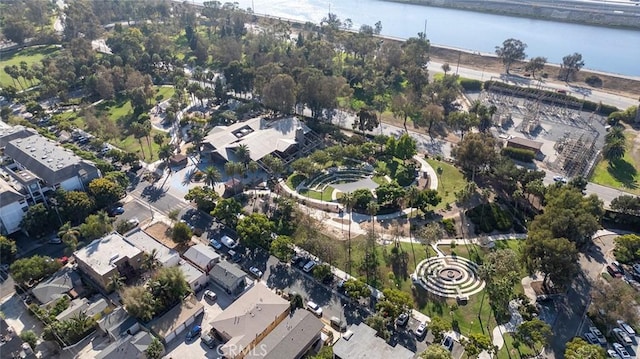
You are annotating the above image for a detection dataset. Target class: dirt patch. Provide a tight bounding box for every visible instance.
[144,222,192,254]
[627,127,640,169]
[530,280,562,295]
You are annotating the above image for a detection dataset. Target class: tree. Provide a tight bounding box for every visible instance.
[590,280,638,330]
[270,235,294,262]
[58,222,81,252]
[417,222,443,256]
[343,278,371,300]
[203,166,221,187]
[236,213,275,249]
[514,319,552,351]
[613,234,640,264]
[564,337,606,359]
[171,222,192,243]
[603,136,626,164]
[310,346,333,359]
[184,186,219,212]
[365,313,391,341]
[149,267,190,311]
[20,330,38,350]
[2,16,35,45]
[415,189,442,214]
[452,133,498,179]
[395,133,417,160]
[104,171,130,191]
[0,236,17,264]
[56,190,95,224]
[376,288,413,319]
[142,249,160,272]
[611,195,640,215]
[353,107,379,136]
[79,212,113,241]
[561,52,585,81]
[21,203,55,237]
[211,198,243,227]
[88,178,125,209]
[313,263,333,282]
[478,249,520,317]
[428,317,452,343]
[460,333,495,358]
[524,56,547,78]
[420,344,453,359]
[495,38,527,74]
[122,285,156,322]
[522,235,579,290]
[289,292,304,311]
[145,337,164,359]
[9,255,61,285]
[262,74,297,114]
[441,63,451,76]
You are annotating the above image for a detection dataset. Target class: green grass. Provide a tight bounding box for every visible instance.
[372,174,390,185]
[0,45,60,88]
[299,185,335,201]
[426,158,468,210]
[496,333,537,359]
[287,173,307,190]
[590,133,640,194]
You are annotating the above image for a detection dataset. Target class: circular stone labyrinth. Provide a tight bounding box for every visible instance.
[413,256,485,298]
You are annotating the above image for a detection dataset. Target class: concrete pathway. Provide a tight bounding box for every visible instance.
[413,154,438,191]
[492,301,524,350]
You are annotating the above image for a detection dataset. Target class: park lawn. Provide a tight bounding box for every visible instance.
[496,333,538,359]
[590,133,640,194]
[372,174,390,185]
[299,185,335,201]
[115,128,165,160]
[154,86,175,102]
[0,45,60,88]
[426,158,468,211]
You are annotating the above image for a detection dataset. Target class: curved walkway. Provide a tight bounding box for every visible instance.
[413,154,438,191]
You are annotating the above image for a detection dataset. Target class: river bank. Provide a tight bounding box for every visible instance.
[383,0,640,30]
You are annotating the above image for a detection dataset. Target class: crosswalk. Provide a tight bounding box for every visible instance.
[128,189,193,217]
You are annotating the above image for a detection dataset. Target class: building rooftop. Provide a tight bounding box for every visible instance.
[149,294,203,338]
[183,243,220,270]
[0,176,25,205]
[95,330,154,359]
[74,233,142,276]
[98,307,138,340]
[245,310,324,359]
[0,125,36,148]
[124,228,180,267]
[31,267,81,304]
[210,283,289,357]
[507,137,544,151]
[4,134,98,185]
[209,260,246,289]
[203,117,310,162]
[178,260,205,285]
[333,323,415,359]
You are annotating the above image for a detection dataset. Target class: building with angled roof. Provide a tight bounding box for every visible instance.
[31,267,83,305]
[245,310,324,359]
[208,260,246,297]
[183,243,220,273]
[333,322,416,359]
[73,232,143,292]
[210,283,290,359]
[0,176,28,235]
[177,260,207,292]
[95,330,157,359]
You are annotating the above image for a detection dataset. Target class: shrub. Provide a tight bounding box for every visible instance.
[466,203,513,233]
[459,78,483,92]
[20,330,38,350]
[441,218,457,236]
[584,75,603,87]
[501,147,535,162]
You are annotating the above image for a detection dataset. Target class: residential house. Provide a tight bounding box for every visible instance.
[149,294,204,343]
[55,297,109,322]
[209,283,290,359]
[31,267,83,305]
[0,176,28,235]
[124,228,180,268]
[95,330,158,359]
[208,260,246,297]
[183,243,220,273]
[177,260,207,292]
[97,307,140,342]
[244,310,324,359]
[333,323,415,359]
[74,233,143,292]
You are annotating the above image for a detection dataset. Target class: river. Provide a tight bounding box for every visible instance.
[218,0,640,77]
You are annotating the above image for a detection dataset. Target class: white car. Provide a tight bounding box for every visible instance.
[220,235,238,249]
[613,343,631,359]
[303,260,317,273]
[553,175,568,183]
[127,218,139,226]
[415,322,427,337]
[48,237,62,244]
[607,349,621,359]
[613,328,633,346]
[204,290,217,302]
[583,332,598,345]
[249,267,263,278]
[306,301,323,317]
[589,326,606,345]
[617,320,636,336]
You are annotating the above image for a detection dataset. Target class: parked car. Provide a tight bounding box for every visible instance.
[303,260,317,273]
[395,313,409,327]
[227,250,242,263]
[553,175,568,183]
[589,326,607,346]
[607,349,622,359]
[536,295,552,302]
[584,332,599,345]
[607,265,623,278]
[613,343,631,359]
[109,206,125,216]
[58,256,69,265]
[186,325,202,341]
[204,290,217,302]
[330,316,347,332]
[306,301,323,317]
[249,267,263,278]
[617,320,636,337]
[414,322,427,338]
[441,335,454,351]
[201,332,215,349]
[613,328,633,346]
[220,235,238,249]
[48,237,62,244]
[127,218,140,227]
[611,261,624,274]
[209,239,222,250]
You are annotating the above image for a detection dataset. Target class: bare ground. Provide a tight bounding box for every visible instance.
[144,222,193,254]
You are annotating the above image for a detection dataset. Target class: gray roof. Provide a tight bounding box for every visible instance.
[0,177,25,205]
[98,307,138,340]
[31,267,81,304]
[178,260,205,286]
[0,125,36,148]
[507,137,544,151]
[203,116,310,162]
[333,323,415,359]
[149,295,203,339]
[209,260,246,290]
[74,232,142,276]
[125,228,180,267]
[183,243,220,270]
[95,330,155,359]
[4,134,99,186]
[245,310,324,359]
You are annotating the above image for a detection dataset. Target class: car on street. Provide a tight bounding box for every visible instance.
[249,267,263,278]
[607,349,621,359]
[613,328,633,346]
[201,332,215,349]
[303,260,317,273]
[395,313,409,327]
[227,250,242,263]
[306,301,323,317]
[414,322,427,338]
[441,336,454,351]
[127,218,139,227]
[330,316,347,332]
[186,325,202,341]
[613,343,631,359]
[607,265,623,278]
[589,326,607,346]
[220,235,238,249]
[109,206,125,216]
[48,237,62,244]
[58,256,69,265]
[204,290,217,302]
[617,320,636,337]
[584,332,599,345]
[611,261,624,274]
[209,239,222,250]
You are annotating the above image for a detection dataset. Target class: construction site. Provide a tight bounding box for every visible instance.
[475,78,608,178]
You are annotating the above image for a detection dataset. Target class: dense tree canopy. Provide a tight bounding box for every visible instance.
[495,38,527,73]
[564,337,606,359]
[614,234,640,264]
[237,213,275,248]
[10,255,61,285]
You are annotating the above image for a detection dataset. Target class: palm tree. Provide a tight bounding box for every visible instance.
[605,126,625,143]
[130,122,146,159]
[603,137,626,164]
[339,192,355,274]
[224,161,244,194]
[153,133,166,147]
[108,275,125,292]
[367,201,379,238]
[168,209,180,225]
[58,222,80,252]
[261,154,284,179]
[142,249,160,271]
[203,166,221,187]
[235,144,251,164]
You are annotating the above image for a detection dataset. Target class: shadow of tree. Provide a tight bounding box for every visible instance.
[607,159,638,189]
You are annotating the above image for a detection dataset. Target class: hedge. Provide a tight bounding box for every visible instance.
[466,203,513,233]
[501,147,535,162]
[460,78,483,92]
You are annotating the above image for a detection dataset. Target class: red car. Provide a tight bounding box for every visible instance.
[606,264,622,278]
[58,256,69,265]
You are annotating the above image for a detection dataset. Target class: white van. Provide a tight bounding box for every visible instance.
[220,235,238,249]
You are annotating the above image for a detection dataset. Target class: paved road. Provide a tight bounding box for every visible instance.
[128,177,193,217]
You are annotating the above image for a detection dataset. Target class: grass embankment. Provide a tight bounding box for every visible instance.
[426,158,468,210]
[590,132,640,194]
[0,45,60,88]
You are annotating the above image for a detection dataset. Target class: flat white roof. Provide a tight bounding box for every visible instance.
[178,260,205,285]
[74,233,142,276]
[124,228,179,266]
